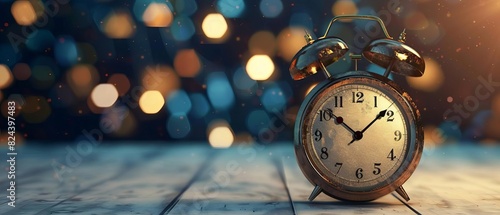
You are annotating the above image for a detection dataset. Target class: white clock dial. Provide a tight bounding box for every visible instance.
[308,84,408,189]
[295,74,423,201]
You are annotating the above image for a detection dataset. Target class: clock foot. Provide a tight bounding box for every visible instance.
[308,185,323,201]
[395,186,410,202]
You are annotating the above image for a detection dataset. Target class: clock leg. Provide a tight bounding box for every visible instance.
[395,186,410,202]
[308,185,323,201]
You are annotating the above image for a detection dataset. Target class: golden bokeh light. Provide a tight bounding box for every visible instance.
[404,11,429,30]
[66,64,99,98]
[249,31,277,56]
[423,125,445,147]
[332,0,358,17]
[0,65,14,89]
[202,13,228,39]
[208,120,234,148]
[0,95,23,117]
[142,65,180,97]
[103,11,136,39]
[415,20,442,45]
[13,63,31,81]
[277,27,307,62]
[87,96,103,114]
[246,55,275,81]
[11,1,38,26]
[90,84,119,108]
[22,96,51,124]
[71,67,92,86]
[139,90,165,114]
[407,57,444,92]
[112,110,137,137]
[0,132,24,147]
[142,3,173,27]
[108,73,130,96]
[174,49,202,77]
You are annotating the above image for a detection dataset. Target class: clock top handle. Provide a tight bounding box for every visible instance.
[322,15,393,39]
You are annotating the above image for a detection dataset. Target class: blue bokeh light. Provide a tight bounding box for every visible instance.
[171,16,196,41]
[233,67,257,91]
[26,30,55,52]
[176,0,197,16]
[260,0,283,18]
[217,0,246,18]
[207,72,235,111]
[261,83,287,112]
[246,109,271,135]
[92,5,112,32]
[189,93,210,118]
[167,90,192,115]
[0,43,21,67]
[289,12,313,30]
[167,114,191,139]
[54,36,78,67]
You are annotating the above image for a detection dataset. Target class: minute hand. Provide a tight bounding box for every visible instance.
[360,110,387,133]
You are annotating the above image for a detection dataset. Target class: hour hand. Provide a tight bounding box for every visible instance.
[326,109,355,134]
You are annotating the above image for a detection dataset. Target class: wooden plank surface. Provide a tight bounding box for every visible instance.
[1,146,164,214]
[168,145,294,214]
[403,145,500,214]
[43,145,214,214]
[0,143,499,214]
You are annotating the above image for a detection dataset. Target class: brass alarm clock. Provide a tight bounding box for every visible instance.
[290,15,425,202]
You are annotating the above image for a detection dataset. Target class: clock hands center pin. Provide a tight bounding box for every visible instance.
[348,103,394,145]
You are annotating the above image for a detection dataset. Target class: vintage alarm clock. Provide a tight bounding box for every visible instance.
[290,15,425,202]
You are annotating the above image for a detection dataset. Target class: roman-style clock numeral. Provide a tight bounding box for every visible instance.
[374,96,378,107]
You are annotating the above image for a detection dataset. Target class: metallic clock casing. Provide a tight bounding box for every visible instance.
[294,71,424,201]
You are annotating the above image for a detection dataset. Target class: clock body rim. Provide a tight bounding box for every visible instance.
[294,71,424,201]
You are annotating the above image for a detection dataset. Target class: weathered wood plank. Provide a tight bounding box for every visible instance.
[280,146,416,215]
[0,145,163,214]
[168,145,294,215]
[1,143,499,214]
[403,146,500,214]
[42,145,214,214]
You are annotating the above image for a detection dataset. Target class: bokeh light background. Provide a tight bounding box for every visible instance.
[1,0,499,147]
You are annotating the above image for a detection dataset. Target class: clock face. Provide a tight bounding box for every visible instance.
[297,76,421,197]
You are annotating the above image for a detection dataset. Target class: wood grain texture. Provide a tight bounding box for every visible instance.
[168,145,294,215]
[403,145,500,214]
[0,143,499,214]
